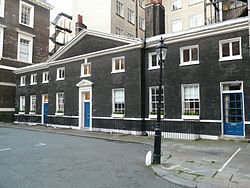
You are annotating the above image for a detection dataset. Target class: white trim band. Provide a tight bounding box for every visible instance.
[0,82,16,87]
[0,65,17,71]
[0,108,15,112]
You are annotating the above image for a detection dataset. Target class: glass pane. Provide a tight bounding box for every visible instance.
[232,41,240,56]
[183,49,190,62]
[222,43,230,57]
[152,55,157,67]
[85,92,90,100]
[191,48,198,61]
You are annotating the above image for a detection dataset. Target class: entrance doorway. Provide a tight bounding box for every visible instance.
[76,79,93,129]
[82,92,90,128]
[42,94,49,124]
[221,82,244,136]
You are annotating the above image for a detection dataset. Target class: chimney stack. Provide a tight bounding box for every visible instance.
[75,14,87,35]
[145,0,165,37]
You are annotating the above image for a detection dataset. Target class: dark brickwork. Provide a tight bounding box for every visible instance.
[57,35,128,60]
[145,30,250,137]
[0,0,50,122]
[145,3,165,37]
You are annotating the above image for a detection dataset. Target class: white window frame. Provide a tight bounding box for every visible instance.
[127,8,135,24]
[171,19,182,33]
[116,0,124,17]
[128,32,134,38]
[181,84,200,120]
[189,13,203,29]
[56,92,64,115]
[112,56,125,73]
[139,0,145,8]
[180,45,199,66]
[219,37,242,62]
[115,26,124,36]
[42,72,49,83]
[19,1,34,28]
[112,88,125,117]
[148,52,160,70]
[149,86,165,119]
[172,0,181,11]
[19,96,25,113]
[0,0,5,18]
[30,74,37,85]
[29,95,36,113]
[20,76,26,86]
[81,60,91,77]
[17,33,33,63]
[56,67,65,81]
[139,16,145,30]
[0,27,3,59]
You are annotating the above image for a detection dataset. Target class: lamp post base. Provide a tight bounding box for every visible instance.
[153,128,161,164]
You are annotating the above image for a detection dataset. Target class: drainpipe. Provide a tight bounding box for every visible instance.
[140,36,147,136]
[248,0,250,55]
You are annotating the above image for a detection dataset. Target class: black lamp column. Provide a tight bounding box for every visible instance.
[153,37,167,165]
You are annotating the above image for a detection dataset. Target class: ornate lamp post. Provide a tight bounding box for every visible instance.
[153,37,167,164]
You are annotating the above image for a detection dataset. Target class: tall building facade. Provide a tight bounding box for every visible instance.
[72,0,147,38]
[163,0,247,33]
[0,0,52,121]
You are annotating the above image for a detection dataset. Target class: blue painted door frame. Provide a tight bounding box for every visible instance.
[223,93,244,136]
[83,101,90,128]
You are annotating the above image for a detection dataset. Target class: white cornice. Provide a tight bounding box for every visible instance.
[47,29,142,63]
[14,43,143,74]
[27,0,53,10]
[14,63,48,74]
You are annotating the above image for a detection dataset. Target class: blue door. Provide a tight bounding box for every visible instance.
[44,103,48,124]
[223,93,244,136]
[84,102,90,128]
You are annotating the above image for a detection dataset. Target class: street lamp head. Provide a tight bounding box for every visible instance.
[156,37,168,61]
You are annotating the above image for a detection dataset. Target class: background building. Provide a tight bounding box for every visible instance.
[72,0,147,38]
[0,0,52,121]
[163,0,247,33]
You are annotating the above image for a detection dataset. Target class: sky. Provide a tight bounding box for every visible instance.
[47,0,73,21]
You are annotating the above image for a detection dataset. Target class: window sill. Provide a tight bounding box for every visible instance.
[19,112,25,114]
[30,83,37,85]
[112,113,124,118]
[180,61,200,67]
[182,115,199,120]
[148,66,160,70]
[148,114,164,119]
[55,113,64,116]
[56,78,65,81]
[219,56,242,62]
[42,81,49,84]
[115,13,124,19]
[19,22,33,28]
[20,84,25,87]
[29,112,36,115]
[111,70,125,74]
[80,74,91,78]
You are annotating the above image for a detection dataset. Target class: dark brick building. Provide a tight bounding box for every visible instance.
[14,16,250,140]
[0,0,52,122]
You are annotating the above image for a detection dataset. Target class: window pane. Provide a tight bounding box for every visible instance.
[183,49,190,62]
[222,43,230,57]
[21,4,31,25]
[152,54,157,67]
[232,41,240,56]
[191,48,198,61]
